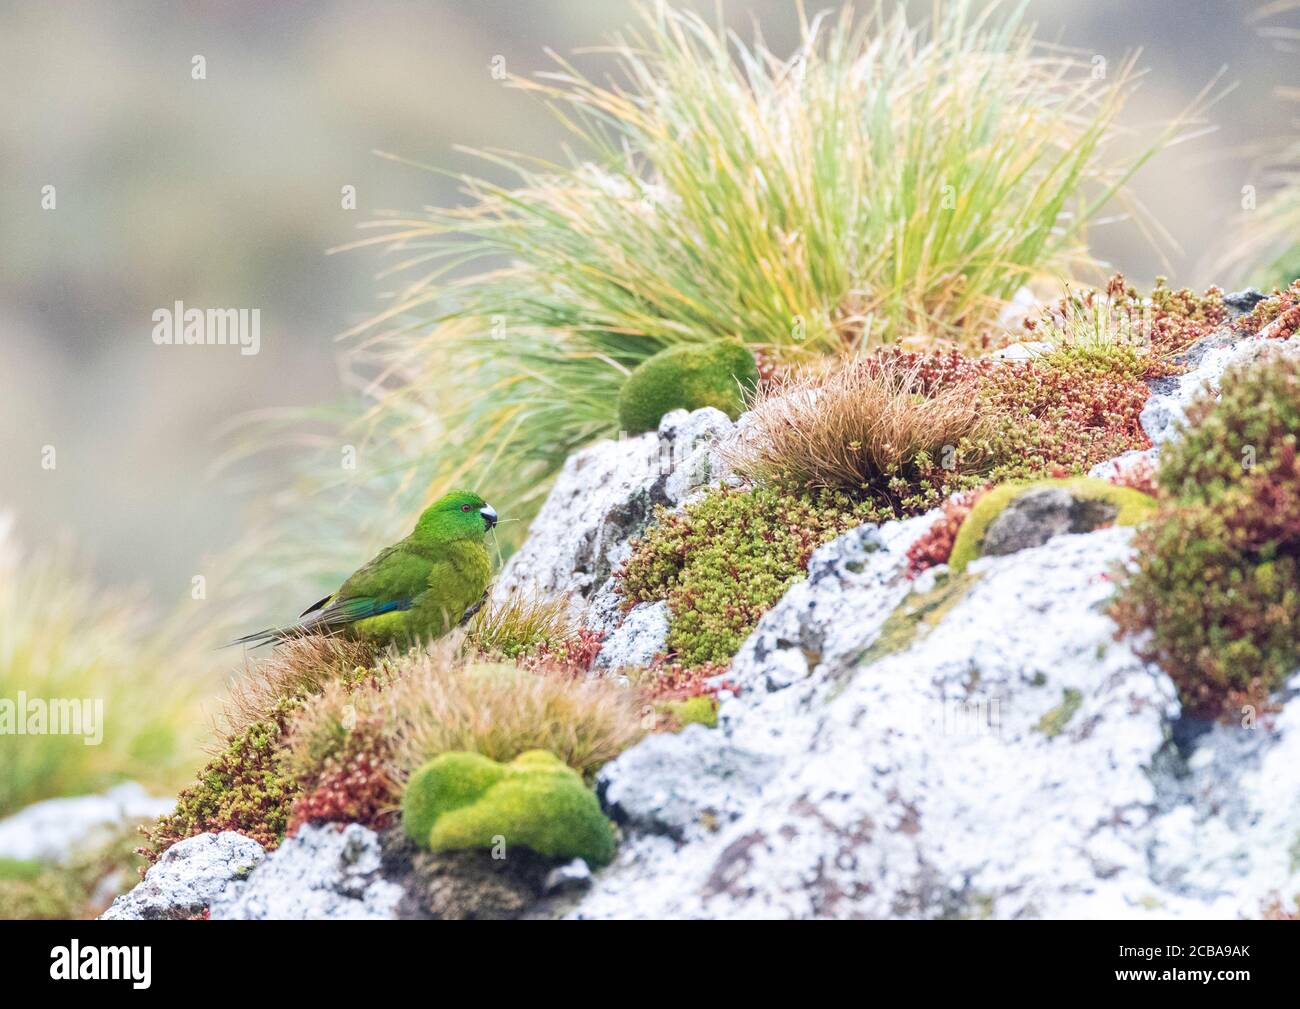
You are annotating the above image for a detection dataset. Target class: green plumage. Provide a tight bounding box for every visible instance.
[230,490,497,650]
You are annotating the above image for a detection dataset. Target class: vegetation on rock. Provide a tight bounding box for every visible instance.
[726,357,990,504]
[401,750,615,867]
[385,652,645,784]
[947,478,1156,574]
[617,340,758,434]
[1112,352,1300,720]
[620,485,877,666]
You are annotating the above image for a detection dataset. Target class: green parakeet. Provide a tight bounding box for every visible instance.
[229,490,497,649]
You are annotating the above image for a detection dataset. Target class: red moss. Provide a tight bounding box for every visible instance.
[906,488,987,576]
[1026,274,1228,379]
[1234,280,1300,339]
[974,353,1151,481]
[1107,457,1158,497]
[640,659,738,704]
[287,751,396,835]
[520,628,605,675]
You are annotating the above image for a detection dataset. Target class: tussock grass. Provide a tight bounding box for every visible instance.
[222,635,376,741]
[334,0,1199,529]
[724,359,990,497]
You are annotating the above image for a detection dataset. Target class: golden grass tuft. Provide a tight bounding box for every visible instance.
[221,635,376,741]
[383,640,647,783]
[723,359,990,496]
[465,592,579,659]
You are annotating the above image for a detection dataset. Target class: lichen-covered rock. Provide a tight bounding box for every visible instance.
[593,601,668,671]
[100,831,264,920]
[0,783,171,865]
[402,751,615,867]
[947,478,1155,573]
[1139,326,1300,446]
[209,823,402,920]
[492,406,735,640]
[617,340,758,434]
[571,522,1300,919]
[597,725,781,842]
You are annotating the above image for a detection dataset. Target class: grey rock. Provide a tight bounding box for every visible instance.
[101,831,265,920]
[598,725,781,842]
[1224,288,1268,318]
[659,407,736,505]
[210,823,403,920]
[594,600,669,671]
[573,529,1194,919]
[0,782,172,865]
[979,486,1118,559]
[1139,396,1183,444]
[729,515,931,695]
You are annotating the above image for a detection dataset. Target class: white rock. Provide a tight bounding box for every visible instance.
[101,831,265,920]
[991,340,1052,362]
[493,407,736,637]
[0,782,172,864]
[210,823,403,920]
[572,523,1300,919]
[594,601,669,671]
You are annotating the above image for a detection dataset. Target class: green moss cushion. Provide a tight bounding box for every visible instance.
[617,340,759,434]
[949,477,1156,573]
[401,750,615,867]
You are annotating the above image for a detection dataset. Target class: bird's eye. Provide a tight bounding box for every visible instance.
[460,504,472,512]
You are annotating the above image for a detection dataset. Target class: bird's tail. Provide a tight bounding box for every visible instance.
[223,625,300,649]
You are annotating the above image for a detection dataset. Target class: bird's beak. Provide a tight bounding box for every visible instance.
[481,504,498,530]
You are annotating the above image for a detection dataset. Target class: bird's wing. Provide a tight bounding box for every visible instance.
[300,542,432,631]
[226,543,431,648]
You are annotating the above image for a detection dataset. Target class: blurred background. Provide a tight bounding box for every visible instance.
[0,0,1294,611]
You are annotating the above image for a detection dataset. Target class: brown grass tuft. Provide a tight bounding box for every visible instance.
[222,635,376,741]
[723,358,991,500]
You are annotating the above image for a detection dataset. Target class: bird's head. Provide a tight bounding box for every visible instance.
[413,490,498,543]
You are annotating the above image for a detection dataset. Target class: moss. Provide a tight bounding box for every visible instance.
[657,695,719,730]
[857,569,980,667]
[401,750,615,867]
[1036,688,1083,739]
[949,477,1156,573]
[617,339,759,434]
[1111,355,1300,720]
[620,484,881,667]
[142,696,303,860]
